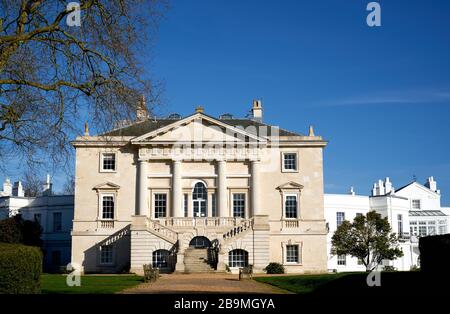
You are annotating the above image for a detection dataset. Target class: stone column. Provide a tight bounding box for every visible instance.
[217,160,227,217]
[251,160,261,216]
[137,159,148,216]
[172,160,183,217]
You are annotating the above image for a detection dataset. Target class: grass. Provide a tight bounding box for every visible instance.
[255,271,442,295]
[41,274,144,294]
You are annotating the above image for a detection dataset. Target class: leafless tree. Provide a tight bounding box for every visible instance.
[0,0,167,170]
[22,169,43,197]
[62,174,75,195]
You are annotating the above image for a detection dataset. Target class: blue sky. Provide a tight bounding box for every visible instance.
[2,0,450,204]
[148,0,450,204]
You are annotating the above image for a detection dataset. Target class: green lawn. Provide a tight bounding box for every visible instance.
[41,274,144,294]
[255,271,437,295]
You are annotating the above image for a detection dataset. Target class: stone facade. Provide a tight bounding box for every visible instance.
[70,102,328,274]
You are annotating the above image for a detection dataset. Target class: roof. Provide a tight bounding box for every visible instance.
[394,181,416,193]
[409,210,447,217]
[102,114,302,137]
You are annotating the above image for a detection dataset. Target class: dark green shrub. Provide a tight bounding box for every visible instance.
[0,215,42,247]
[419,234,450,273]
[264,262,285,274]
[0,242,42,294]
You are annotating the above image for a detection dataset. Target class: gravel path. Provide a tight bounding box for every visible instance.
[121,273,291,294]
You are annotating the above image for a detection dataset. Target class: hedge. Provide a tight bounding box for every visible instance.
[0,242,42,294]
[419,234,450,273]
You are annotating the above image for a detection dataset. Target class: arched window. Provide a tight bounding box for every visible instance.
[228,249,248,267]
[193,182,208,200]
[192,182,207,217]
[152,249,170,268]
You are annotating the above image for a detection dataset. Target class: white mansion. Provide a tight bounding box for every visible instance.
[1,100,448,274]
[0,176,73,271]
[325,177,450,272]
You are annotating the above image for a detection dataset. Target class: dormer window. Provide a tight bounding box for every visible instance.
[282,152,298,172]
[101,153,116,172]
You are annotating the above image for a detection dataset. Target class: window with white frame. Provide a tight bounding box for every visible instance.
[336,212,345,227]
[284,195,298,219]
[397,214,403,237]
[228,249,248,267]
[418,221,427,237]
[211,193,217,217]
[53,212,62,232]
[438,220,447,235]
[102,195,115,219]
[337,255,346,266]
[282,153,297,171]
[154,193,167,218]
[101,153,116,171]
[100,245,113,265]
[152,249,170,268]
[412,199,421,209]
[183,194,188,217]
[286,245,300,263]
[233,193,245,218]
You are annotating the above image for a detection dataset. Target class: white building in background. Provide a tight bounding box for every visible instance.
[325,176,449,272]
[0,176,74,271]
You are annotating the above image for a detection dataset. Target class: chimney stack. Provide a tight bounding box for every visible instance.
[384,177,393,194]
[251,100,263,122]
[2,178,12,196]
[12,181,24,197]
[42,174,53,196]
[136,95,149,121]
[349,186,355,196]
[425,176,438,193]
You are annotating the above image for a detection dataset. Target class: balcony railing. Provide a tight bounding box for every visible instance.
[283,220,299,228]
[99,220,114,229]
[158,217,245,228]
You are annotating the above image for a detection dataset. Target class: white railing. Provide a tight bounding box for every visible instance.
[283,220,299,228]
[148,219,178,242]
[158,217,242,228]
[99,220,114,229]
[223,218,254,241]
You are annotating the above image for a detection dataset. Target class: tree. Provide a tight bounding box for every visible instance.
[22,170,43,197]
[62,174,75,195]
[0,0,167,169]
[331,211,403,272]
[0,215,43,247]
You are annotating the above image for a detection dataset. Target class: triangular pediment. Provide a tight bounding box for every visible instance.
[277,181,304,190]
[131,113,267,145]
[93,182,120,190]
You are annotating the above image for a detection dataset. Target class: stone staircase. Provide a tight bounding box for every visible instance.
[183,248,215,273]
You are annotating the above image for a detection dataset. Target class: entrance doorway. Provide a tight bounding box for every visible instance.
[189,236,211,249]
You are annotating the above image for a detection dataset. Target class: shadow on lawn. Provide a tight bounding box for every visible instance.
[256,272,449,296]
[312,272,447,296]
